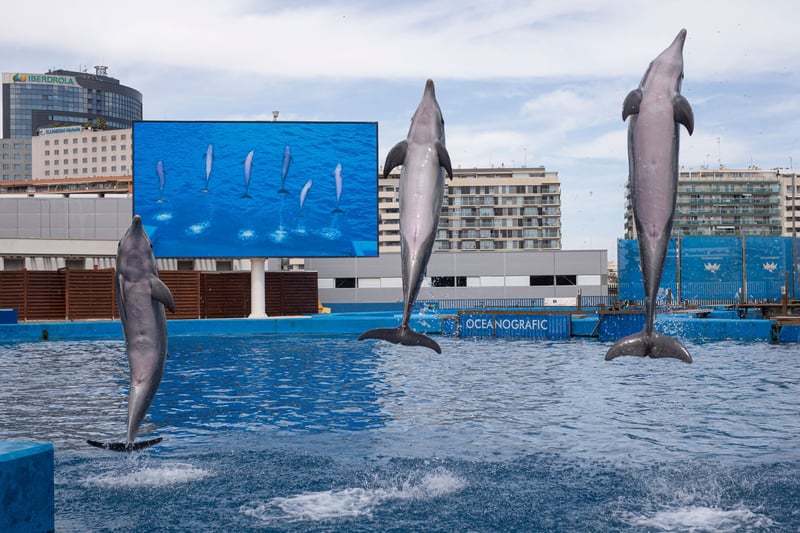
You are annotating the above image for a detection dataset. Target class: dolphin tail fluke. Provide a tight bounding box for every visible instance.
[200,188,210,193]
[277,188,289,194]
[605,329,692,363]
[241,193,253,199]
[87,437,163,452]
[331,207,345,214]
[358,325,442,354]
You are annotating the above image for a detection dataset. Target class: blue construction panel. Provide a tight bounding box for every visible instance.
[617,238,678,302]
[744,236,792,301]
[793,238,800,300]
[598,312,645,341]
[680,236,743,301]
[778,324,800,342]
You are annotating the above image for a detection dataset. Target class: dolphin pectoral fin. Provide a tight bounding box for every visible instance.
[622,89,642,121]
[87,437,163,452]
[435,141,453,179]
[151,277,176,313]
[673,94,694,135]
[115,273,127,321]
[383,141,408,178]
[605,330,692,363]
[359,326,442,354]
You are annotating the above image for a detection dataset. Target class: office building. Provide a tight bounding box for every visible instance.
[2,67,142,139]
[379,165,561,252]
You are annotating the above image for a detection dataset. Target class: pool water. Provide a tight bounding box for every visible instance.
[2,335,799,531]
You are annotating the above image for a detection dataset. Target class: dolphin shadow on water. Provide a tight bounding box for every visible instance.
[359,80,452,354]
[606,29,694,364]
[88,215,175,451]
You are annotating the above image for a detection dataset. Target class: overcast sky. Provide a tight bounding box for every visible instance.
[3,0,799,261]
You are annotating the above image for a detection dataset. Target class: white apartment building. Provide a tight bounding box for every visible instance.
[379,165,561,253]
[31,126,131,179]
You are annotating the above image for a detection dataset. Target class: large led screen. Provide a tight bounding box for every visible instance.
[133,121,378,258]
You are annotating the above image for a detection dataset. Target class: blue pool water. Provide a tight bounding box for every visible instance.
[1,335,799,531]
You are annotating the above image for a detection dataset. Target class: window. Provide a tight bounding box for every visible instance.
[556,275,577,286]
[530,275,554,286]
[335,277,356,288]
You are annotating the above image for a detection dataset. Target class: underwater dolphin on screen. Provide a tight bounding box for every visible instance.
[332,163,344,213]
[242,149,255,198]
[88,215,175,451]
[299,179,312,215]
[200,144,213,192]
[606,29,694,364]
[156,160,166,203]
[278,145,292,194]
[359,79,452,354]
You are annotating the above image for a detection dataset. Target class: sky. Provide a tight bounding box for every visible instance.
[3,0,799,262]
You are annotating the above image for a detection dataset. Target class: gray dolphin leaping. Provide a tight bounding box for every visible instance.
[359,79,452,353]
[606,29,694,363]
[88,215,175,451]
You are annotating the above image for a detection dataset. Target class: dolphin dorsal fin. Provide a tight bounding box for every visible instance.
[151,277,176,313]
[435,141,453,180]
[383,141,408,178]
[673,94,694,135]
[622,89,642,121]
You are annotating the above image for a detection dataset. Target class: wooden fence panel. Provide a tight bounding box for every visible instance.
[26,271,66,321]
[266,271,318,315]
[65,269,115,320]
[160,271,201,319]
[0,271,26,318]
[201,272,250,318]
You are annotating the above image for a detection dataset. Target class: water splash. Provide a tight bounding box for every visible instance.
[186,221,210,236]
[241,467,466,523]
[84,462,211,489]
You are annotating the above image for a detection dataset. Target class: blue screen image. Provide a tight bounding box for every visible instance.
[132,121,378,258]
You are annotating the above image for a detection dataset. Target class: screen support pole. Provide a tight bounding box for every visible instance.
[249,258,267,318]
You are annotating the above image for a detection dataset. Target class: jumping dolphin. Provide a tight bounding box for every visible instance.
[332,163,344,213]
[299,179,312,216]
[88,215,175,451]
[200,144,213,192]
[242,149,254,198]
[359,79,452,353]
[278,144,292,194]
[606,29,694,364]
[156,160,166,203]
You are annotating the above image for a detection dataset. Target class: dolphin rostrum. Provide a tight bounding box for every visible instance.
[242,149,254,198]
[359,79,452,353]
[88,215,175,451]
[201,144,213,192]
[606,29,694,364]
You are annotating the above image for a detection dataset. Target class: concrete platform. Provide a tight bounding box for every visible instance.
[0,442,54,533]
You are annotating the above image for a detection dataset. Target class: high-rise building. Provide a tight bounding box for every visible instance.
[379,165,561,252]
[624,167,787,239]
[2,67,142,139]
[31,127,131,179]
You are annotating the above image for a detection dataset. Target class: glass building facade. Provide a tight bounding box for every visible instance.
[2,69,142,139]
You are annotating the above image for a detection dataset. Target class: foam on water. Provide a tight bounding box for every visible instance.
[241,467,466,523]
[186,221,210,235]
[629,506,775,532]
[84,462,211,489]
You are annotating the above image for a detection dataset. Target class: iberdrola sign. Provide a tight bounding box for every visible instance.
[11,73,75,85]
